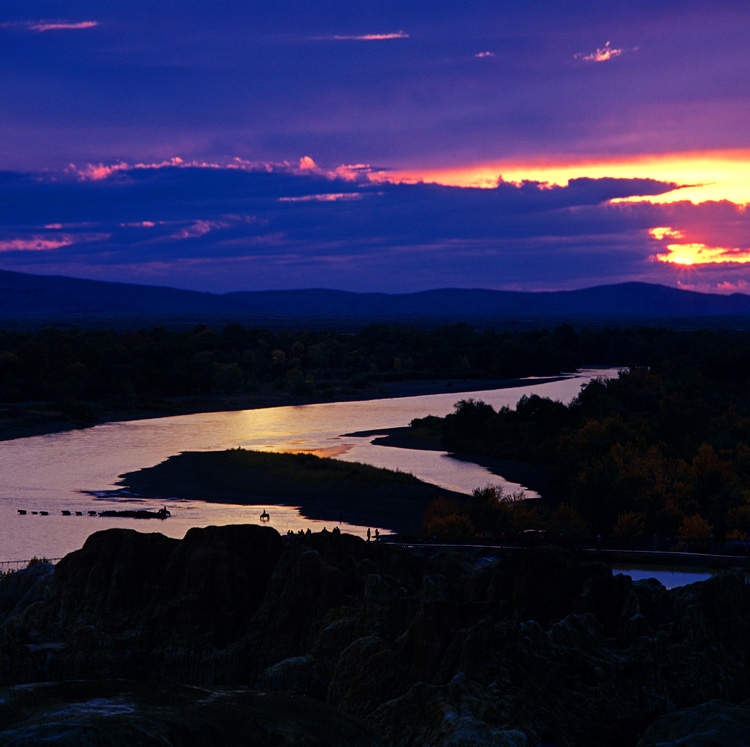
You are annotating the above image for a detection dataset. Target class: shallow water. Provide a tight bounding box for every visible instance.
[614,567,713,589]
[0,368,618,560]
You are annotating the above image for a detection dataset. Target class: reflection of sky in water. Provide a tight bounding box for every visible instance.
[0,369,616,560]
[7,500,377,563]
[614,568,713,589]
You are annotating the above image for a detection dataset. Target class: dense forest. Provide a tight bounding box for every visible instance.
[0,322,577,408]
[416,329,750,549]
[0,321,644,424]
[0,322,734,410]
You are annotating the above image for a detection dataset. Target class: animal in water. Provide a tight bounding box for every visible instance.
[260,510,270,522]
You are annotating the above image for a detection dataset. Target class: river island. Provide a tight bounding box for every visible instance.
[117,448,467,535]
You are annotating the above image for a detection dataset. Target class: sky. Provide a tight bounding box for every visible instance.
[0,1,749,295]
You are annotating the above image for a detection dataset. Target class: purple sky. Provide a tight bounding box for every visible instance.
[0,1,749,294]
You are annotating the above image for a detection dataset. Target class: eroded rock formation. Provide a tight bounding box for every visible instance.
[0,525,749,746]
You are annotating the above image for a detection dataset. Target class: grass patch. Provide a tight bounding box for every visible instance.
[118,448,464,534]
[220,448,419,488]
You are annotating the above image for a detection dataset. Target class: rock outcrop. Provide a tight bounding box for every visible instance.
[0,679,377,746]
[636,699,750,746]
[1,525,750,746]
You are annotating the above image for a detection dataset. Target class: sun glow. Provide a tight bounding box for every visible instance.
[650,227,750,267]
[385,151,750,206]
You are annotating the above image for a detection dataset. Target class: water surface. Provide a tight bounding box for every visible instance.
[0,368,618,560]
[614,568,713,589]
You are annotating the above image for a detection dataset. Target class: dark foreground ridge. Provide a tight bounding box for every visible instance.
[1,524,750,745]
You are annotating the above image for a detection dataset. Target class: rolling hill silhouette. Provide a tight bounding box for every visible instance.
[1,269,749,319]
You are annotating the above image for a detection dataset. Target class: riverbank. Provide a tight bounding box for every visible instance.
[0,374,566,443]
[348,424,558,500]
[117,448,468,535]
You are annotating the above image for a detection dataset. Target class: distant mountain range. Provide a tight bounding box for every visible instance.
[1,269,750,321]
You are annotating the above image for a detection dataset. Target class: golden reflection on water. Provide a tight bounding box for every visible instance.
[233,405,307,437]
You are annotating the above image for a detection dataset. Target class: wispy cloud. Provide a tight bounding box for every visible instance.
[575,41,623,63]
[0,236,75,252]
[69,163,130,181]
[64,154,384,190]
[68,157,187,181]
[1,20,98,33]
[318,31,409,41]
[278,193,366,203]
[170,220,227,240]
[31,20,98,32]
[0,230,108,252]
[68,156,361,183]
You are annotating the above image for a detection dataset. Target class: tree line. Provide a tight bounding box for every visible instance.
[0,322,658,421]
[417,328,750,549]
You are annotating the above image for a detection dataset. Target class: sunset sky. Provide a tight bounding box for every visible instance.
[0,1,748,294]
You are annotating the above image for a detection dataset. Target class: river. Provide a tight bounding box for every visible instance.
[0,368,618,561]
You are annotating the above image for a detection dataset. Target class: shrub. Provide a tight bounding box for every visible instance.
[679,513,713,541]
[420,496,468,539]
[422,513,476,542]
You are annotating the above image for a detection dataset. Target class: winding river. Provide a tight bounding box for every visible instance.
[0,368,618,561]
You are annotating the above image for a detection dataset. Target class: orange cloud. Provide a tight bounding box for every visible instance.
[332,163,372,180]
[69,157,188,181]
[575,41,623,62]
[298,156,317,171]
[650,226,750,266]
[712,281,750,294]
[386,150,750,205]
[66,156,383,191]
[649,227,684,241]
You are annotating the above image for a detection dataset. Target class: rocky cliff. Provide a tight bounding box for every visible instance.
[0,524,748,746]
